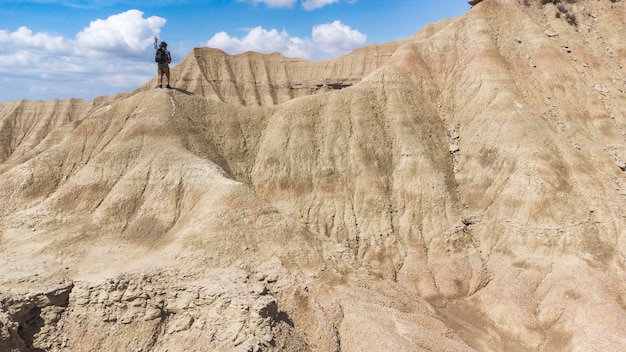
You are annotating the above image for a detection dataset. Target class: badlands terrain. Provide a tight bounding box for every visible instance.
[1,0,626,350]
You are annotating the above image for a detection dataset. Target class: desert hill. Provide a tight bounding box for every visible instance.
[134,42,403,106]
[1,0,626,350]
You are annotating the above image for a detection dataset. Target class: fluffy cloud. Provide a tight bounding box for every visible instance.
[302,0,339,11]
[208,27,314,58]
[76,9,166,56]
[239,0,352,10]
[0,27,66,53]
[312,20,366,55]
[206,20,365,59]
[0,10,167,101]
[239,0,297,8]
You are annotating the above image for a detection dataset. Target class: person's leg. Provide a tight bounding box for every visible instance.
[157,66,164,87]
[165,67,171,88]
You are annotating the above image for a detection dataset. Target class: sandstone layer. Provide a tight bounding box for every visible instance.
[1,0,626,350]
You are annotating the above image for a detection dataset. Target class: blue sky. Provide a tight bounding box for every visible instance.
[0,0,470,102]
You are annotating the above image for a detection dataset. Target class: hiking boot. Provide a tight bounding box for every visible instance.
[166,85,172,89]
[158,84,162,89]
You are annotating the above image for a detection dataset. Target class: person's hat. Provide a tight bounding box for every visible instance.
[160,41,167,47]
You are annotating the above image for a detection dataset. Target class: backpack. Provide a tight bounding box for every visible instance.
[155,48,167,64]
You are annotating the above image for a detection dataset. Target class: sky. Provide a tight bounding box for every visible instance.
[0,0,470,102]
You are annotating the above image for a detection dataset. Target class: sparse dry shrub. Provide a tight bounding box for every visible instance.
[538,0,578,26]
[565,12,577,25]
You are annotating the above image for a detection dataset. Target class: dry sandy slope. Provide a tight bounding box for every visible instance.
[2,0,626,351]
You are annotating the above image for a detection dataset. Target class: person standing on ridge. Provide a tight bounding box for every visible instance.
[154,36,172,89]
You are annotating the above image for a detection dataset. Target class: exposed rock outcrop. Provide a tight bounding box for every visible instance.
[135,44,399,107]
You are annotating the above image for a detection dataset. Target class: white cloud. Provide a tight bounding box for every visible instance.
[0,10,167,101]
[238,0,356,9]
[312,20,366,55]
[302,0,339,11]
[0,27,66,53]
[207,27,314,58]
[76,9,166,56]
[239,0,297,8]
[0,9,165,60]
[238,0,355,9]
[206,21,365,59]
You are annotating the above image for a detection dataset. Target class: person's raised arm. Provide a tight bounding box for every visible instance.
[154,36,158,50]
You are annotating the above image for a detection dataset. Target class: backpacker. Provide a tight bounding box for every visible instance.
[155,48,167,64]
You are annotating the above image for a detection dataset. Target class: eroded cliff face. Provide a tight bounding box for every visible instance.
[134,42,401,107]
[2,0,626,350]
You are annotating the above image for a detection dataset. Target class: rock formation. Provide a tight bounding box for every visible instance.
[1,0,626,350]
